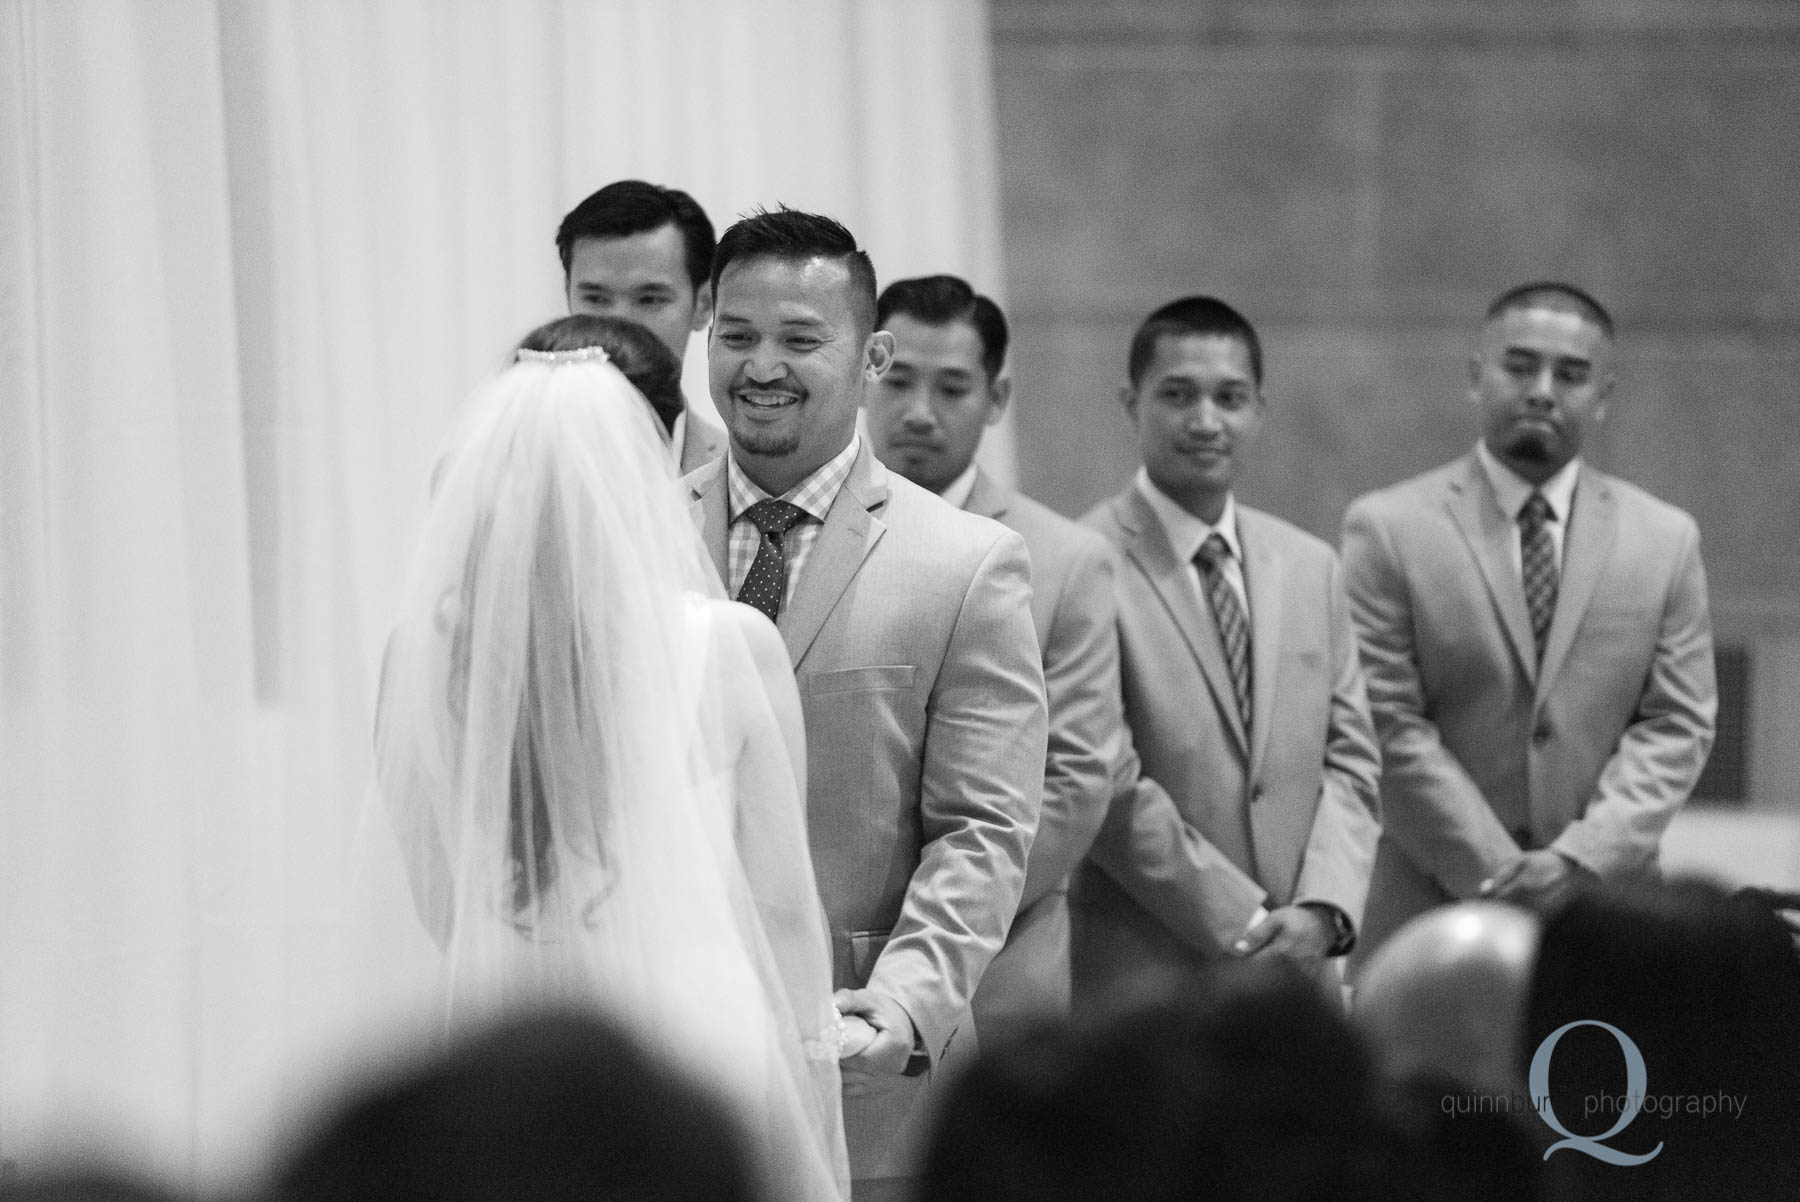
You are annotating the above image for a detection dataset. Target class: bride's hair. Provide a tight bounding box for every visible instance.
[515,314,685,435]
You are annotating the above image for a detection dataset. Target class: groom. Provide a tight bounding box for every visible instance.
[686,208,1048,1196]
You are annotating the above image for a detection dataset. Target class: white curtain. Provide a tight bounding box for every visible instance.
[0,0,1006,1188]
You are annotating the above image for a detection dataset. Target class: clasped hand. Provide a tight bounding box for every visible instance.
[1480,848,1589,910]
[1233,904,1334,960]
[833,987,914,1095]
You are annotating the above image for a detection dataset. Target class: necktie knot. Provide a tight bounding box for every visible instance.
[742,498,808,537]
[1519,492,1553,532]
[1195,532,1233,572]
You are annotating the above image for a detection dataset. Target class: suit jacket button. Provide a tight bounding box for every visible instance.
[1250,784,1264,803]
[1532,724,1551,747]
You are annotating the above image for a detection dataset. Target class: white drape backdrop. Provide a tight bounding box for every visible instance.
[0,0,1008,1187]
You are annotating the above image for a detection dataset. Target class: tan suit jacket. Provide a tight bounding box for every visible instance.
[1075,487,1381,987]
[1342,453,1716,963]
[962,470,1122,1035]
[686,444,1047,1182]
[676,403,728,474]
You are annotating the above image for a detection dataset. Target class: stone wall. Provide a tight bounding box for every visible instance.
[992,0,1800,805]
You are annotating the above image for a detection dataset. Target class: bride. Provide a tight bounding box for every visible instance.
[373,315,856,1201]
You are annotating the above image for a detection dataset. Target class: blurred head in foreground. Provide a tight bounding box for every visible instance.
[1354,901,1539,1097]
[921,961,1385,1201]
[1524,878,1800,1200]
[270,1006,756,1202]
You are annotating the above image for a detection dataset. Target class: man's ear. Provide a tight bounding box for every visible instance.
[690,286,713,333]
[1593,369,1617,424]
[1466,354,1484,406]
[1119,380,1140,423]
[985,374,1014,426]
[865,329,895,378]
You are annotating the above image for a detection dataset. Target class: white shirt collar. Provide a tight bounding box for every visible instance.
[939,461,981,511]
[1134,467,1242,564]
[668,408,687,463]
[1475,440,1580,525]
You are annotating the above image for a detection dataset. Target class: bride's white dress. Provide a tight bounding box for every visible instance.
[373,352,848,1201]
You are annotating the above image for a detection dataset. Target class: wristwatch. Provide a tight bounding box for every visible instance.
[1301,902,1356,957]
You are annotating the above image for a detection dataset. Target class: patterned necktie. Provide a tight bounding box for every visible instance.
[736,499,809,623]
[1195,533,1253,733]
[1519,491,1558,665]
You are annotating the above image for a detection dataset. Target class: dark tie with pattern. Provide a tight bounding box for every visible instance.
[1195,533,1253,733]
[736,499,808,624]
[1519,491,1558,665]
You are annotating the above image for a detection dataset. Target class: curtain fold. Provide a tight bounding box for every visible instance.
[1,0,1006,1187]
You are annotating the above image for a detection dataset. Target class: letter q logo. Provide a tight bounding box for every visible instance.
[1528,1020,1663,1165]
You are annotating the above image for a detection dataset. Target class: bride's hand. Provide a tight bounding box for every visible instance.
[837,1014,878,1059]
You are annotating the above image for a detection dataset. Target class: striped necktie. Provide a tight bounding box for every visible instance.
[1195,533,1252,732]
[1519,491,1558,665]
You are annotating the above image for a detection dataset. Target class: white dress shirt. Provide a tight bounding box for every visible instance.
[1476,440,1580,578]
[1134,467,1249,614]
[937,460,980,512]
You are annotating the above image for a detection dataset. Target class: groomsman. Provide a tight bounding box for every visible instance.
[1075,296,1381,992]
[685,210,1047,1196]
[866,274,1121,1034]
[1343,283,1716,963]
[556,179,727,470]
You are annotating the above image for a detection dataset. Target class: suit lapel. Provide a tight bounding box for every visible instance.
[687,459,731,587]
[1537,470,1616,696]
[778,444,888,668]
[1239,509,1282,776]
[1119,489,1250,758]
[1446,456,1537,683]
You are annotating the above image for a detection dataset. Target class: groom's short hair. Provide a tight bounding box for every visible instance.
[710,206,878,336]
[555,180,716,292]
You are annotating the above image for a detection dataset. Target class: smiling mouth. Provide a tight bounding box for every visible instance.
[738,391,802,410]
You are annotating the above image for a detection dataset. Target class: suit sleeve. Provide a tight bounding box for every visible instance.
[1085,732,1269,957]
[1550,517,1717,876]
[867,530,1048,1066]
[1290,552,1384,939]
[1015,536,1125,911]
[1341,498,1521,898]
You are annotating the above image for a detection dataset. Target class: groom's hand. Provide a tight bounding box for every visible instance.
[834,987,917,1094]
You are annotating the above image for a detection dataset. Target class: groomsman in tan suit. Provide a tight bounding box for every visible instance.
[1076,296,1382,995]
[556,179,728,471]
[1343,283,1716,965]
[685,211,1047,1197]
[865,274,1122,1036]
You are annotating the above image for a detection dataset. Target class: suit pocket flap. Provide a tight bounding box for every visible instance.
[849,928,892,984]
[806,665,916,695]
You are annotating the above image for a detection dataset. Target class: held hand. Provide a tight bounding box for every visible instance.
[1234,905,1333,961]
[837,1014,879,1059]
[1481,848,1588,911]
[834,987,917,1095]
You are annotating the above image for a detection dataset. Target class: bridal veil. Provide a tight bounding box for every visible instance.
[373,348,847,1200]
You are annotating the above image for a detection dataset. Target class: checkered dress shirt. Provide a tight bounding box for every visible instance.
[726,435,862,613]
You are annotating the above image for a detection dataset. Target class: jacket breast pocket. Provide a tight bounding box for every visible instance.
[805,665,917,695]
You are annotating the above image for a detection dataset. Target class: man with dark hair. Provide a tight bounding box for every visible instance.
[1343,282,1716,965]
[866,274,1120,1038]
[1075,295,1381,998]
[555,179,726,471]
[686,209,1048,1196]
